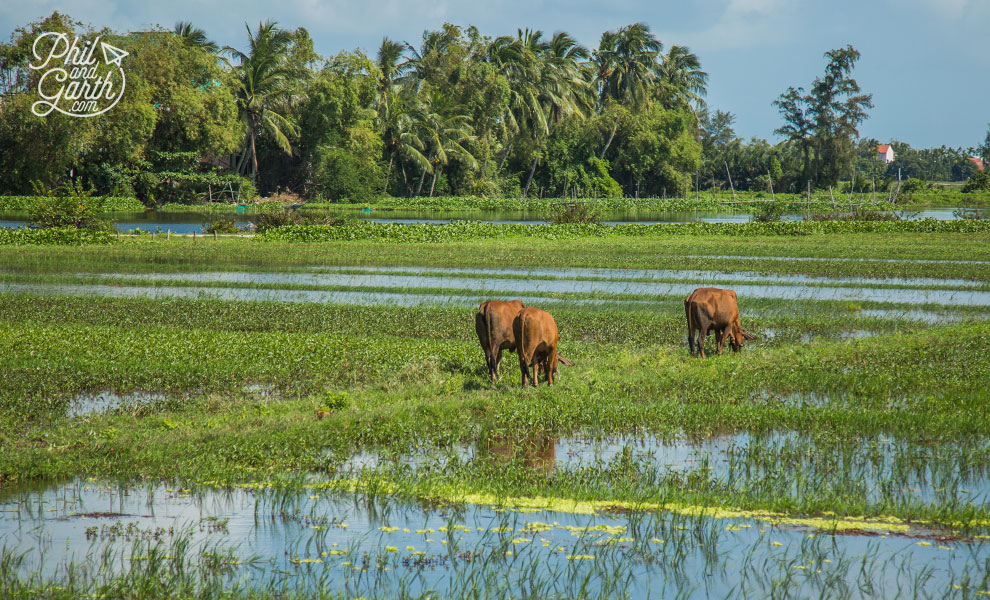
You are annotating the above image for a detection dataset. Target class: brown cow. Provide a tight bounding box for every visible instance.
[476,300,526,380]
[684,287,756,358]
[513,307,574,386]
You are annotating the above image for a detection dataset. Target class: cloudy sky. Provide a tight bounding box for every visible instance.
[3,0,988,149]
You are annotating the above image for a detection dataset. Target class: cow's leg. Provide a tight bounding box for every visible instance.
[547,348,557,385]
[519,355,529,387]
[698,322,709,358]
[716,326,730,354]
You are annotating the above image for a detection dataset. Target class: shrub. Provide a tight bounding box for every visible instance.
[252,209,302,233]
[753,202,785,222]
[28,181,112,231]
[900,178,933,194]
[549,202,601,225]
[203,217,241,234]
[962,170,990,193]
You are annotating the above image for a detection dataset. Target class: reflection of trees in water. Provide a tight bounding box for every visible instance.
[479,434,557,475]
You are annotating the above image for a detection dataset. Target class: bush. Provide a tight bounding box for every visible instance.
[310,146,382,203]
[753,202,785,222]
[203,217,241,234]
[28,181,112,231]
[252,208,302,233]
[549,202,601,225]
[963,170,990,193]
[900,178,933,194]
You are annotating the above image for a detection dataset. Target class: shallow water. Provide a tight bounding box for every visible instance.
[335,431,990,508]
[306,264,985,289]
[1,479,987,598]
[85,270,990,306]
[686,254,990,265]
[68,391,169,417]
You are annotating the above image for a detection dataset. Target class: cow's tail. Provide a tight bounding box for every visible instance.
[557,355,574,366]
[739,329,757,341]
[684,299,694,353]
[484,304,499,372]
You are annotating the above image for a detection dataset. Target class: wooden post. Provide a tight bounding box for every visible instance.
[767,168,776,201]
[193,231,196,241]
[166,229,170,241]
[724,161,736,200]
[214,231,217,241]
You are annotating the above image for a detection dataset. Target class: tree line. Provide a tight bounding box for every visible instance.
[1,12,987,203]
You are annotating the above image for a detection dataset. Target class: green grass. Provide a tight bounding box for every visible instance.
[0,229,988,538]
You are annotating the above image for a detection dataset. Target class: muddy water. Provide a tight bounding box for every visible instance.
[1,479,986,598]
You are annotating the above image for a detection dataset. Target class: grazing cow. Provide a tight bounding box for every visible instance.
[475,300,526,381]
[513,307,574,386]
[684,287,756,358]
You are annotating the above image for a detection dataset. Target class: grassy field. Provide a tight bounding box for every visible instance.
[1,228,989,598]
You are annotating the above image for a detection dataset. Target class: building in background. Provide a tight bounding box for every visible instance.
[876,144,895,163]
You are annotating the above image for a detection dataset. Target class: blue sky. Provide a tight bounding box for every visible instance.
[3,0,988,149]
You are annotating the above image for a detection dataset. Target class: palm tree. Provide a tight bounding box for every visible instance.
[223,21,300,183]
[376,38,410,118]
[593,23,662,158]
[487,29,590,196]
[173,21,218,54]
[380,93,431,195]
[659,45,708,109]
[410,95,477,196]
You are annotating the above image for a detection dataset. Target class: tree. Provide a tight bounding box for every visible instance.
[774,46,872,189]
[658,44,707,111]
[593,23,661,158]
[224,21,305,184]
[980,123,990,167]
[173,21,218,54]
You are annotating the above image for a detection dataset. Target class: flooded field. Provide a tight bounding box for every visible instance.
[3,476,989,599]
[2,264,989,308]
[1,231,988,599]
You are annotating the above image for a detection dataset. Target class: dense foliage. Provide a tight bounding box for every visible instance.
[2,13,986,206]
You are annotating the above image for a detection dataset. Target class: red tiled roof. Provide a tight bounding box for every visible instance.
[970,157,985,170]
[877,144,891,153]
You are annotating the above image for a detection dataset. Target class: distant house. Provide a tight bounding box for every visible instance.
[876,144,895,163]
[969,156,985,171]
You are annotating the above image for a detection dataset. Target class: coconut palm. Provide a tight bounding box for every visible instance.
[223,21,300,183]
[487,29,590,195]
[659,44,708,108]
[380,94,431,195]
[173,21,218,54]
[412,98,477,197]
[593,22,662,158]
[376,38,410,118]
